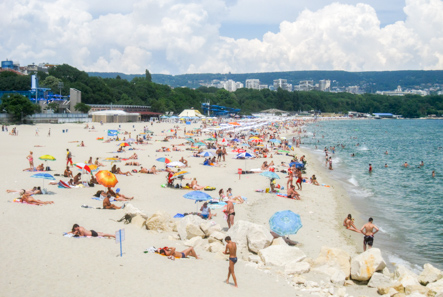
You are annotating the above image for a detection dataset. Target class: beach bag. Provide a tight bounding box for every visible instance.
[46,166,51,171]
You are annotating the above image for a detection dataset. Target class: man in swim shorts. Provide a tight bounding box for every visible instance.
[223,236,238,287]
[360,217,379,251]
[70,224,115,238]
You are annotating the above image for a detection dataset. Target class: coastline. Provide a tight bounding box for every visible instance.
[0,121,380,297]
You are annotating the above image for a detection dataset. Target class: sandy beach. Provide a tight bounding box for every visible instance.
[0,121,378,297]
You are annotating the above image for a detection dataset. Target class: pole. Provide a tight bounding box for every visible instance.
[119,229,122,257]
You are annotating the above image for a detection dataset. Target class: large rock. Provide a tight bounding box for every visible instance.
[259,245,306,267]
[368,272,394,288]
[183,237,206,248]
[131,214,147,228]
[176,215,205,240]
[427,278,443,296]
[271,237,288,246]
[208,241,225,253]
[405,285,430,296]
[200,221,222,237]
[313,247,351,279]
[146,211,174,232]
[208,231,225,243]
[285,261,311,275]
[419,264,443,286]
[312,265,346,286]
[350,248,386,281]
[394,265,420,287]
[378,283,404,295]
[227,220,273,253]
[124,203,147,218]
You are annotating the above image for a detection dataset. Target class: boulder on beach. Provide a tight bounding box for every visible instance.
[200,221,221,237]
[394,265,420,287]
[259,245,306,267]
[419,263,443,286]
[146,211,174,232]
[313,246,351,279]
[130,214,147,228]
[208,231,225,243]
[368,272,394,288]
[350,248,386,281]
[227,220,273,253]
[285,261,311,275]
[176,215,205,240]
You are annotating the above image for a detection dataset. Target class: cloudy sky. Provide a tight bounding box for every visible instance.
[1,0,442,74]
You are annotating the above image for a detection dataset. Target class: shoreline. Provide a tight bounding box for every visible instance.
[1,121,382,297]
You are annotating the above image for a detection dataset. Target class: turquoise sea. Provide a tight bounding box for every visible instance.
[302,119,443,271]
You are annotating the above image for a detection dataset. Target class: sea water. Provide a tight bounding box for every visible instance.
[302,119,443,271]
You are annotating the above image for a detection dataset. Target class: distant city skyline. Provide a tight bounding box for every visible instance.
[1,0,442,75]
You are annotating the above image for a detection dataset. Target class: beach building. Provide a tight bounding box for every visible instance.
[87,104,161,121]
[178,109,204,118]
[91,109,140,123]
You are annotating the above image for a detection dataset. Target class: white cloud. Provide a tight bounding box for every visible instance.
[0,0,442,74]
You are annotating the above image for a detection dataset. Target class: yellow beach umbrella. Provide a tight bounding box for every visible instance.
[39,155,56,161]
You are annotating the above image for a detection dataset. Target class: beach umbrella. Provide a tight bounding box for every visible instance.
[269,139,281,144]
[126,138,136,143]
[183,191,212,202]
[249,136,260,140]
[278,150,291,153]
[95,170,118,188]
[231,138,240,142]
[199,151,215,157]
[156,157,171,164]
[186,138,195,142]
[31,172,56,188]
[39,155,56,161]
[167,161,186,167]
[194,142,206,147]
[236,152,255,159]
[229,122,240,126]
[205,138,216,141]
[171,171,189,179]
[260,171,280,179]
[250,138,263,143]
[269,210,302,236]
[119,142,130,147]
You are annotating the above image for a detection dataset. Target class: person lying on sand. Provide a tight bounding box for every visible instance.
[69,224,115,238]
[128,153,138,160]
[226,188,244,204]
[107,188,133,201]
[125,162,140,166]
[95,158,104,167]
[156,246,200,259]
[7,187,41,195]
[116,167,132,176]
[20,190,54,205]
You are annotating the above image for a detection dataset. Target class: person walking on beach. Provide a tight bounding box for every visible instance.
[48,128,51,137]
[27,151,34,168]
[66,149,73,166]
[360,218,379,251]
[223,236,238,287]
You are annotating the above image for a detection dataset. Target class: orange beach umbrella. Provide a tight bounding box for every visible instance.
[95,170,118,188]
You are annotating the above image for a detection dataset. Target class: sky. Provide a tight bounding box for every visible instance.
[1,0,442,74]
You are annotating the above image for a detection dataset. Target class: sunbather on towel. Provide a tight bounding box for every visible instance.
[156,246,200,259]
[20,190,54,205]
[69,224,115,238]
[103,194,122,209]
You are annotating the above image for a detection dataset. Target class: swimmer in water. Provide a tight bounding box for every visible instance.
[385,163,388,168]
[432,171,435,178]
[385,151,388,155]
[403,162,408,168]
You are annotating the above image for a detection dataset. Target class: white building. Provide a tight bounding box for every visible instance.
[346,86,360,94]
[246,79,260,89]
[274,79,292,91]
[319,80,331,92]
[376,86,429,96]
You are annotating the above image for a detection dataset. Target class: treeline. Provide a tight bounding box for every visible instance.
[1,64,443,118]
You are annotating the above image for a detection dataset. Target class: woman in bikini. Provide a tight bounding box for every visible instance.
[157,246,199,259]
[27,151,34,168]
[226,188,244,204]
[116,167,132,176]
[343,214,361,233]
[20,191,54,205]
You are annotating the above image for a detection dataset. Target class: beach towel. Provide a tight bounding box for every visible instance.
[173,213,185,218]
[12,199,39,205]
[91,197,116,202]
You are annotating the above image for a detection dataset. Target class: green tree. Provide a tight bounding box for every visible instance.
[41,75,62,93]
[74,102,91,113]
[0,94,40,122]
[145,69,152,82]
[47,102,59,113]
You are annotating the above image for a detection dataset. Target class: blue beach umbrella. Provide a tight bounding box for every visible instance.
[236,152,255,159]
[260,171,280,179]
[31,173,56,188]
[269,139,281,144]
[183,191,212,202]
[269,210,302,236]
[199,151,215,157]
[194,142,206,147]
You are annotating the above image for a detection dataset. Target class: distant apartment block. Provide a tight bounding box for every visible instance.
[319,79,331,91]
[273,79,292,91]
[245,79,260,89]
[1,59,51,75]
[376,85,429,96]
[346,86,360,94]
